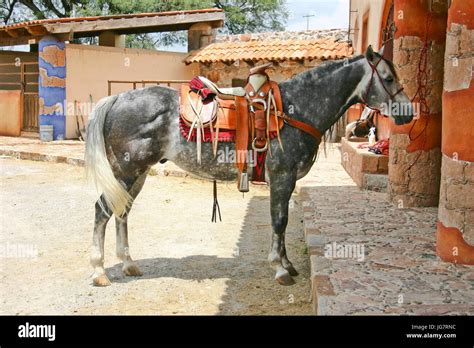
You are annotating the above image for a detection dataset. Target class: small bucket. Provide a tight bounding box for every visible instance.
[39,125,54,142]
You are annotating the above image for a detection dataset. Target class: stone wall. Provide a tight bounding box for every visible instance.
[215,28,348,43]
[438,155,474,244]
[199,59,322,87]
[388,0,448,207]
[389,134,441,207]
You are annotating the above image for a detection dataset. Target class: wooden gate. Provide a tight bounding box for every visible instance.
[0,61,39,133]
[22,93,39,131]
[20,62,39,133]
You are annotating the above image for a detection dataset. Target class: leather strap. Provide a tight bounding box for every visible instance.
[235,96,249,173]
[280,114,322,140]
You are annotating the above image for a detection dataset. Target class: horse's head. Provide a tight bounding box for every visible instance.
[359,45,414,125]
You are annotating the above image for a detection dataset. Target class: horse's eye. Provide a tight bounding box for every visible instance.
[385,76,394,82]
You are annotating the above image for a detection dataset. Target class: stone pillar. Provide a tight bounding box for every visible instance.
[388,0,448,207]
[436,0,474,265]
[38,35,66,140]
[99,31,126,48]
[188,23,214,52]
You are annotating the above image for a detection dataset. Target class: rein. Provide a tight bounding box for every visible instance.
[361,56,404,112]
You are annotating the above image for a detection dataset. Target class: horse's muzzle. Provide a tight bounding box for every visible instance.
[394,114,414,125]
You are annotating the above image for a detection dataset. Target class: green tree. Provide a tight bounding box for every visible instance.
[2,0,288,49]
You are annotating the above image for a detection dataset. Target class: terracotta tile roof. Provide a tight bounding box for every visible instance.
[186,36,353,64]
[1,8,223,30]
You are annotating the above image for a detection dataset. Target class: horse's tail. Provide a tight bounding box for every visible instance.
[85,95,131,217]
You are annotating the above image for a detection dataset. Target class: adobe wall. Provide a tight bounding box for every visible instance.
[65,44,197,139]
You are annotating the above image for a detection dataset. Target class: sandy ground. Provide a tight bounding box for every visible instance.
[0,158,312,315]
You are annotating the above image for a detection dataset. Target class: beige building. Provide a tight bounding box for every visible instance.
[0,9,223,139]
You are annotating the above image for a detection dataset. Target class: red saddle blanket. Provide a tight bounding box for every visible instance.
[179,116,236,142]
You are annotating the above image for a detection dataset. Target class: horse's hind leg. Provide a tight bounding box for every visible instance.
[91,196,113,286]
[268,169,298,285]
[115,170,149,277]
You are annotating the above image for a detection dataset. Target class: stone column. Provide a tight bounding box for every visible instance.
[388,0,448,207]
[436,0,474,265]
[38,35,66,140]
[188,23,214,52]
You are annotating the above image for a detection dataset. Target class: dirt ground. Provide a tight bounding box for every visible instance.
[0,158,313,315]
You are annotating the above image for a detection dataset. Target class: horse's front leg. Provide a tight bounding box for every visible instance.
[268,169,298,285]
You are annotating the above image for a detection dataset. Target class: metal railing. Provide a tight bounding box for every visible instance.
[107,79,189,96]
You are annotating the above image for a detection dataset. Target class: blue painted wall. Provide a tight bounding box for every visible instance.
[38,36,66,140]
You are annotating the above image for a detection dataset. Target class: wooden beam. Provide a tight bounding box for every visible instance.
[25,25,49,36]
[43,12,224,34]
[0,33,71,46]
[4,29,20,38]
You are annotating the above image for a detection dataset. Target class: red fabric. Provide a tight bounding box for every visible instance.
[252,151,267,183]
[369,139,390,156]
[189,77,216,104]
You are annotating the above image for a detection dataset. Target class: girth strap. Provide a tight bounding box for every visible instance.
[235,96,249,174]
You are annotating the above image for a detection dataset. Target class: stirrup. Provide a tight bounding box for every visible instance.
[238,172,249,192]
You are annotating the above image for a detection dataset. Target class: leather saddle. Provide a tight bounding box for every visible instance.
[180,84,283,132]
[179,62,321,192]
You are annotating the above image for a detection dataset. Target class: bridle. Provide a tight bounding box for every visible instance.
[361,56,404,111]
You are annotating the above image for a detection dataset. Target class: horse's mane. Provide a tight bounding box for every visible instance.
[288,54,365,82]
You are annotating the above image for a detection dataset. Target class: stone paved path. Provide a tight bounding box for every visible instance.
[298,145,474,315]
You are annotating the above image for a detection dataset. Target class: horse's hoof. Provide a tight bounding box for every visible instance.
[93,274,111,287]
[123,264,142,277]
[285,264,299,277]
[275,269,296,286]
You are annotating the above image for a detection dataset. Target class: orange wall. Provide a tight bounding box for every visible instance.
[441,0,474,162]
[391,0,447,152]
[0,90,21,136]
[65,44,198,139]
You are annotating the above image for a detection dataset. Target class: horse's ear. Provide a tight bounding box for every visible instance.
[365,45,375,62]
[379,45,385,57]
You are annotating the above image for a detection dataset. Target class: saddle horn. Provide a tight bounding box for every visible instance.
[249,62,273,75]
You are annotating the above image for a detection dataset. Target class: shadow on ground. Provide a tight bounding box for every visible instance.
[106,194,313,315]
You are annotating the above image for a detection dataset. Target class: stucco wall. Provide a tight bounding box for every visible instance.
[349,0,389,140]
[350,0,386,54]
[436,0,474,265]
[0,90,21,136]
[65,44,197,139]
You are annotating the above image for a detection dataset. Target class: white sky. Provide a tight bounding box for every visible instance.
[286,0,349,31]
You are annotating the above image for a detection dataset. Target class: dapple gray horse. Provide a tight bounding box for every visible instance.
[85,46,413,287]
